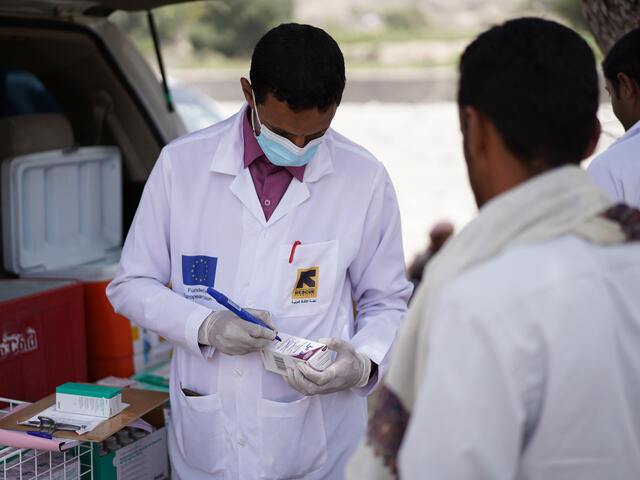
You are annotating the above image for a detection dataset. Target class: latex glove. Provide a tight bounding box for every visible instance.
[284,338,371,395]
[198,309,275,355]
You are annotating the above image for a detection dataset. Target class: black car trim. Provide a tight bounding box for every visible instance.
[83,6,116,17]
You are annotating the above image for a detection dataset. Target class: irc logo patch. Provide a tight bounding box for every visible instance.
[292,267,318,300]
[182,255,217,287]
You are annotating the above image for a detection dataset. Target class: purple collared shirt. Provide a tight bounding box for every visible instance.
[243,107,305,221]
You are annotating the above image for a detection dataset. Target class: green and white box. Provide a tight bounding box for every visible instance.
[56,382,122,418]
[93,426,168,480]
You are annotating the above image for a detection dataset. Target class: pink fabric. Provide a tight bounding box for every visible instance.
[242,107,305,221]
[0,428,73,452]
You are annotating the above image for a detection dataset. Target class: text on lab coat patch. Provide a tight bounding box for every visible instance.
[292,266,319,303]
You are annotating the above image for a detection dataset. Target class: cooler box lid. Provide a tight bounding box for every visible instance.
[2,146,122,275]
[0,278,78,303]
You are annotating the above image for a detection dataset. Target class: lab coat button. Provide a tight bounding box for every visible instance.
[237,439,246,447]
[234,368,243,376]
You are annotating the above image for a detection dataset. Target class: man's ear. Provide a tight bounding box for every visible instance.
[460,106,488,162]
[617,73,636,102]
[240,77,254,108]
[582,118,601,160]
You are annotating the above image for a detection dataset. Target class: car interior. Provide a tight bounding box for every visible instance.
[0,17,169,277]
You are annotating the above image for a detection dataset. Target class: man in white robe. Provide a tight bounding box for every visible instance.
[588,27,640,207]
[347,18,640,480]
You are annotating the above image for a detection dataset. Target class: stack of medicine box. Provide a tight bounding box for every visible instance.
[56,382,122,418]
[130,325,173,375]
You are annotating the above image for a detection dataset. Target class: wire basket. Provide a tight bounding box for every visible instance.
[0,398,93,480]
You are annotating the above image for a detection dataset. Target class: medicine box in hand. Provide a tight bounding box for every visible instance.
[261,333,332,376]
[56,382,122,418]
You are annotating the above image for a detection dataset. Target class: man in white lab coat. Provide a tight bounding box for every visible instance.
[347,18,640,480]
[107,23,412,479]
[588,27,640,207]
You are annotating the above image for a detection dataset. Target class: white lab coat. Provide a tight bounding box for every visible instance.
[398,235,640,479]
[107,106,412,479]
[588,119,640,208]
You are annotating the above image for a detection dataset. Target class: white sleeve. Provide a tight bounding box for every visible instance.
[398,294,543,479]
[349,166,413,394]
[588,156,621,203]
[106,148,212,358]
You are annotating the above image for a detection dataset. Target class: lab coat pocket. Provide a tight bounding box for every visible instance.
[173,384,225,474]
[258,395,328,479]
[273,240,338,318]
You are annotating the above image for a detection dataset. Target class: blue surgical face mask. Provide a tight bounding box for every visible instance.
[251,91,324,167]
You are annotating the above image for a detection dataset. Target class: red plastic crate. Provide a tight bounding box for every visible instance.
[0,279,87,401]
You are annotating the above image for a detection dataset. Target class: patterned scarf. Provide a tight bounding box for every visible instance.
[347,166,640,478]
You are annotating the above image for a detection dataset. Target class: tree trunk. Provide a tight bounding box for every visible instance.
[581,0,640,55]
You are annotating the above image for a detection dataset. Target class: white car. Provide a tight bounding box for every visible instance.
[170,79,224,132]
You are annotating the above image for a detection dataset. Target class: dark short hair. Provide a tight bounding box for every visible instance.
[250,23,346,112]
[458,17,599,169]
[603,27,640,96]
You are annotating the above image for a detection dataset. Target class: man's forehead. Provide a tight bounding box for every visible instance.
[258,92,337,136]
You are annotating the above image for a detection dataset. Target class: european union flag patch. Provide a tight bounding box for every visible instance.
[182,255,217,287]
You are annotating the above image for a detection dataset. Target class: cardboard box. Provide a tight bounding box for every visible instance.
[130,361,170,393]
[261,332,332,376]
[56,382,122,418]
[92,424,168,480]
[132,340,173,375]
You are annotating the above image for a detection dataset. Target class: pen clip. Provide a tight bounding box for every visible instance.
[289,241,301,264]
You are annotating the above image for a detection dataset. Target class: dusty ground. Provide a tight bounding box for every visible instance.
[216,99,623,263]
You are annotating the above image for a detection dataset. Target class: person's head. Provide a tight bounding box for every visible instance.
[457,17,600,207]
[602,27,640,131]
[241,23,345,151]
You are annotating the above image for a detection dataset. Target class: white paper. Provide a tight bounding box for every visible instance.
[126,417,154,433]
[20,402,130,435]
[96,376,138,388]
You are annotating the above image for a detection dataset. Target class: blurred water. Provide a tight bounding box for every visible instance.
[218,101,624,263]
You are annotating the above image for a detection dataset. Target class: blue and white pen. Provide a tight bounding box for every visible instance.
[207,287,281,342]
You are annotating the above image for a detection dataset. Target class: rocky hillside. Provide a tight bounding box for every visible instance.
[295,0,536,31]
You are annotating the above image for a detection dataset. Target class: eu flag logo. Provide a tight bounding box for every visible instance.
[182,255,217,287]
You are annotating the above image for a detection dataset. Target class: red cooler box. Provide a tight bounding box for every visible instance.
[0,279,87,401]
